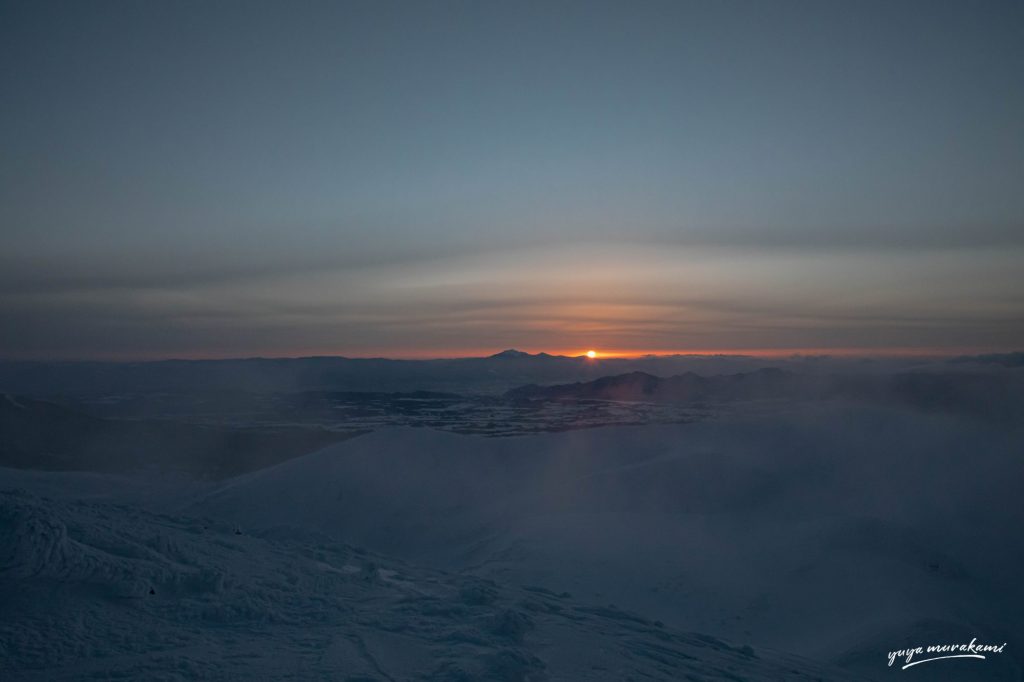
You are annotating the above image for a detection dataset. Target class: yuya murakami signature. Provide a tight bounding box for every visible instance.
[888,638,1007,669]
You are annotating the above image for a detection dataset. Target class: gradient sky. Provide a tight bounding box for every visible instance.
[2,0,1023,359]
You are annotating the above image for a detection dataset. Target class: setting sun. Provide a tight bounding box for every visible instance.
[586,350,597,359]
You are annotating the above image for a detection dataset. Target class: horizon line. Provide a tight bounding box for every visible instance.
[1,346,1020,364]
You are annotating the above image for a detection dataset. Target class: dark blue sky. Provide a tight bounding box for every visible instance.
[2,1,1022,358]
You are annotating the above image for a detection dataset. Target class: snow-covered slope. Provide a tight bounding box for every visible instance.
[190,407,1024,680]
[0,489,868,681]
[4,402,1020,679]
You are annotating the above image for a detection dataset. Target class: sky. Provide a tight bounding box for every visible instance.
[2,0,1023,359]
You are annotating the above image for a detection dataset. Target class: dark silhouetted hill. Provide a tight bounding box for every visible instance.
[506,368,1024,420]
[0,394,354,478]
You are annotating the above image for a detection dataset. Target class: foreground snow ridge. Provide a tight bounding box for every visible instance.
[0,490,865,681]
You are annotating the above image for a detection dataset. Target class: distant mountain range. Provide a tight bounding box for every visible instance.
[1,350,1018,396]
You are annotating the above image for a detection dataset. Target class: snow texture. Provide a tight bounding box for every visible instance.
[1,488,864,681]
[2,402,1021,680]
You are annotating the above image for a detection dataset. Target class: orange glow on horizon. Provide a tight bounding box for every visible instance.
[537,346,976,360]
[309,345,993,360]
[15,345,1010,362]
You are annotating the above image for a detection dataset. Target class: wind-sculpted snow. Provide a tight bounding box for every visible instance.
[0,492,223,597]
[0,490,868,681]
